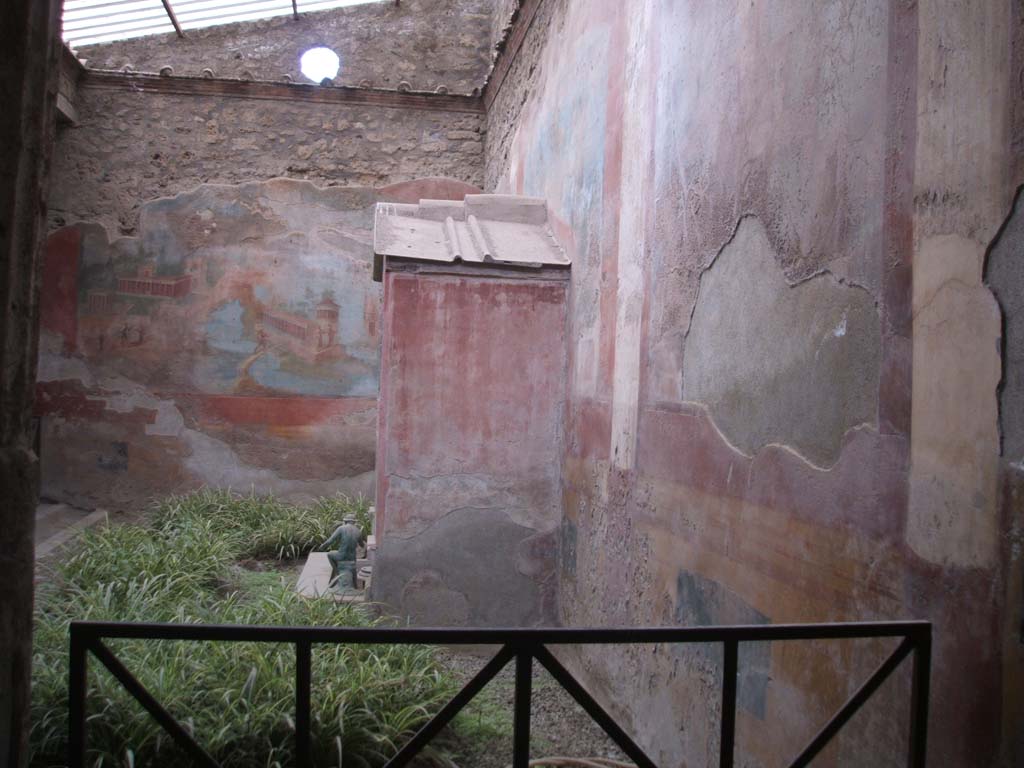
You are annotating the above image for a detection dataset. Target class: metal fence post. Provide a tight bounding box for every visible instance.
[68,624,88,768]
[513,648,533,768]
[908,626,931,768]
[296,640,312,768]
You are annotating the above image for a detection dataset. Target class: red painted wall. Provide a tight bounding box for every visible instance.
[374,268,568,626]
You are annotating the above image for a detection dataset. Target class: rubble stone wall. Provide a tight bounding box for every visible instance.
[50,85,484,236]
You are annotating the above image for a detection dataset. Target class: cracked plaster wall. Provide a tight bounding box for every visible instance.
[74,0,496,94]
[682,217,881,468]
[486,0,1022,765]
[373,270,567,626]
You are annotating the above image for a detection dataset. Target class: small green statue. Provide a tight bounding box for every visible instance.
[320,516,365,592]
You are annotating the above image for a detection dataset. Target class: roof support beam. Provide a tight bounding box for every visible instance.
[160,0,185,38]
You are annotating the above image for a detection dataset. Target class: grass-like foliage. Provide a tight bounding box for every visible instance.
[31,489,454,768]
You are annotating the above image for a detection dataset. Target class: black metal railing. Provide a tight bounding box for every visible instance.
[68,620,931,768]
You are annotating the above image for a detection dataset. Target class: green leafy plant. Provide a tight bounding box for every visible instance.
[30,489,456,768]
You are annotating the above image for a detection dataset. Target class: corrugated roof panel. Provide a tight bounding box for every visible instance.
[373,195,571,282]
[63,0,386,49]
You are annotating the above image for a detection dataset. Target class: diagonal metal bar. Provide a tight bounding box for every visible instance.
[384,644,517,768]
[720,640,738,768]
[787,637,915,768]
[160,0,185,37]
[533,646,658,768]
[90,639,220,768]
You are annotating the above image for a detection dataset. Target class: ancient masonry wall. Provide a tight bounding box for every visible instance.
[484,0,562,194]
[74,0,494,94]
[43,4,490,508]
[484,0,1023,766]
[488,0,521,60]
[50,84,485,237]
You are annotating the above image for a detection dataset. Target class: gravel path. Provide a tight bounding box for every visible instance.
[434,648,631,768]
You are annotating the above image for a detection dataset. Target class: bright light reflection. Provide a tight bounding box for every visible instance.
[62,1,386,48]
[300,47,340,83]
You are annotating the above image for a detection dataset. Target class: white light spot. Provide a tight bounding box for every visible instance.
[300,47,340,83]
[832,311,848,338]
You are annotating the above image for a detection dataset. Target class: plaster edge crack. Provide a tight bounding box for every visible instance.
[678,398,882,474]
[681,213,880,344]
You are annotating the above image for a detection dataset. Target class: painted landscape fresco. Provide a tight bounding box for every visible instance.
[72,181,380,398]
[36,178,481,508]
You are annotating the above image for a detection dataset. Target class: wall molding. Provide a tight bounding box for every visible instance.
[81,69,485,114]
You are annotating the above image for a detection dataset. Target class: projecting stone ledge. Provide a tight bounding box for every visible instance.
[372,194,570,281]
[296,552,370,603]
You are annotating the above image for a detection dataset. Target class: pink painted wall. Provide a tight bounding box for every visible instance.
[374,266,568,626]
[485,0,1022,765]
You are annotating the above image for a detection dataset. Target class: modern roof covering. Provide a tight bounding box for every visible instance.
[63,0,385,48]
[373,195,571,281]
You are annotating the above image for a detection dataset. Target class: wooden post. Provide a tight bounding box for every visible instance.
[0,0,61,765]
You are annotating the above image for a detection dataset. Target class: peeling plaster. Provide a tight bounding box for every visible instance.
[384,471,554,539]
[681,217,881,467]
[181,428,375,501]
[374,507,549,627]
[985,188,1024,465]
[36,178,453,507]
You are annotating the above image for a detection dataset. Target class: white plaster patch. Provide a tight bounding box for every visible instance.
[609,0,655,470]
[907,234,1001,568]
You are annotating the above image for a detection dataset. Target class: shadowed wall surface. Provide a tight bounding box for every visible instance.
[486,0,1022,765]
[1,1,61,764]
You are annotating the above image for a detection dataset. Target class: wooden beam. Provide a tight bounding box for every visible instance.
[160,0,185,38]
[82,70,486,114]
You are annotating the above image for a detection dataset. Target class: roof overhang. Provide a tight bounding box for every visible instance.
[373,195,570,282]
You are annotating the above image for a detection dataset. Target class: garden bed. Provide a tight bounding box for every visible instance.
[31,489,632,768]
[31,490,456,768]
